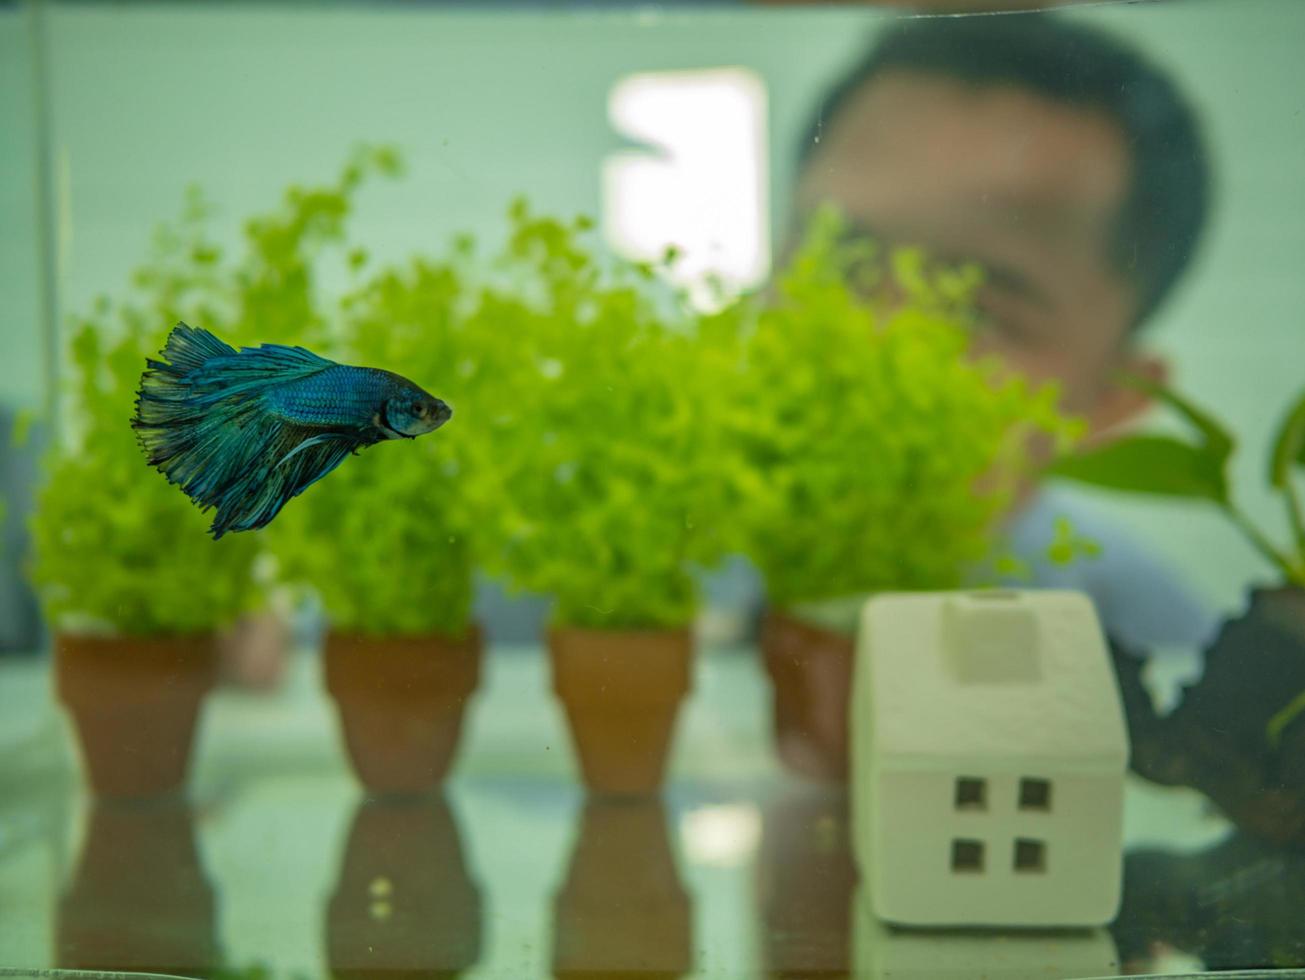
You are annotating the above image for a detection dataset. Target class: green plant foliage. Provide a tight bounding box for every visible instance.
[1048,380,1305,588]
[467,201,736,629]
[28,274,261,635]
[26,147,401,636]
[240,147,490,637]
[270,256,482,637]
[1271,391,1305,489]
[1045,515,1102,566]
[1048,434,1229,503]
[721,207,1081,608]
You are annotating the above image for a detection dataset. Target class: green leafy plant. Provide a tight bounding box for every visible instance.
[271,253,484,637]
[1048,379,1305,588]
[28,282,261,635]
[469,202,736,630]
[1049,380,1305,744]
[721,208,1080,622]
[224,146,488,638]
[26,147,399,635]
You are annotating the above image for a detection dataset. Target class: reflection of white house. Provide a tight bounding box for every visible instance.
[851,590,1129,928]
[852,885,1119,979]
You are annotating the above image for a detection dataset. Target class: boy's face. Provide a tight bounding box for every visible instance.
[793,70,1163,434]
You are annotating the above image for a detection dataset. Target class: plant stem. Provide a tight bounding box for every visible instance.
[1227,503,1299,585]
[1268,686,1305,747]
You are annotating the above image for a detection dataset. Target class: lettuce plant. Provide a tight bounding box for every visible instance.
[723,208,1080,614]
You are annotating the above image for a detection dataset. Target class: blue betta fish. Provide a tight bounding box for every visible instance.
[133,322,451,539]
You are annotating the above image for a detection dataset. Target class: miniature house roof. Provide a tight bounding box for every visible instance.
[859,590,1128,771]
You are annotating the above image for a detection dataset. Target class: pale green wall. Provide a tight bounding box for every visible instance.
[0,7,44,413]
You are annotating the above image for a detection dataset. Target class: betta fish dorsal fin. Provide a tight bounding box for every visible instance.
[231,342,335,375]
[182,341,337,403]
[158,322,238,374]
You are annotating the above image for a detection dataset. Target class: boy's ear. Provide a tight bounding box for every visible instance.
[1082,352,1168,447]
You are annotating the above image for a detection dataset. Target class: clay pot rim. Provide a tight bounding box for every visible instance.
[56,630,217,643]
[326,623,483,643]
[548,624,693,640]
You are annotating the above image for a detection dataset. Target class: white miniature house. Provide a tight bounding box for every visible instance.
[850,590,1129,928]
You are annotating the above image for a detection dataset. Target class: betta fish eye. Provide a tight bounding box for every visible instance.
[414,403,429,418]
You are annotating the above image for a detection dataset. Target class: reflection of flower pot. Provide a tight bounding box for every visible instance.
[760,611,853,782]
[324,628,482,797]
[1118,587,1305,847]
[548,627,692,796]
[54,632,217,798]
[327,796,481,978]
[56,800,218,975]
[552,799,693,978]
[756,791,856,977]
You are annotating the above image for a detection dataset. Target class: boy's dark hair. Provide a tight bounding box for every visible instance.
[799,14,1211,329]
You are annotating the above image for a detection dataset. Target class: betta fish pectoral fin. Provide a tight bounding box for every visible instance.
[132,322,444,539]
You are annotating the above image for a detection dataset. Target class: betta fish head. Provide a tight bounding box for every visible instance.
[382,388,453,438]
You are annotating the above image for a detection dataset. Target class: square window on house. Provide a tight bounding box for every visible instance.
[1014,838,1046,872]
[954,777,986,811]
[1019,777,1052,811]
[951,839,984,873]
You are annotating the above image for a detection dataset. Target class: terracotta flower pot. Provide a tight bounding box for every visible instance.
[54,632,217,799]
[548,627,692,796]
[759,610,854,782]
[56,800,218,976]
[327,796,482,978]
[324,627,482,796]
[552,800,693,978]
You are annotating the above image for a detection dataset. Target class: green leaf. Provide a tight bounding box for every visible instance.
[1122,374,1235,459]
[1269,388,1305,488]
[1046,515,1101,566]
[1046,434,1228,503]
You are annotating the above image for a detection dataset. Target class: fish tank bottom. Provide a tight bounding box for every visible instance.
[0,644,1295,979]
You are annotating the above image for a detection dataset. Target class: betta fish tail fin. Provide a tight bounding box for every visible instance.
[133,322,238,464]
[133,323,358,538]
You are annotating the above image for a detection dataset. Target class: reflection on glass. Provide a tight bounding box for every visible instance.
[1119,588,1305,848]
[1115,832,1305,972]
[755,791,856,977]
[326,796,482,979]
[552,799,693,979]
[56,800,219,976]
[851,885,1119,980]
